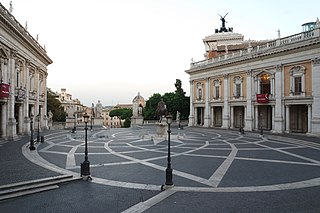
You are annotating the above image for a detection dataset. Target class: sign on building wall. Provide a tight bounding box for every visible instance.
[256,94,269,103]
[0,83,9,98]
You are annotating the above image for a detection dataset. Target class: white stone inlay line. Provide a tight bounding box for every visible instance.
[66,146,78,169]
[105,140,214,186]
[209,142,238,187]
[121,189,176,213]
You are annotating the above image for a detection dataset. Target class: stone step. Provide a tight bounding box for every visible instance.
[0,174,81,201]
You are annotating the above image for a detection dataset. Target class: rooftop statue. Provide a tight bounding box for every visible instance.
[216,13,233,33]
[219,13,228,29]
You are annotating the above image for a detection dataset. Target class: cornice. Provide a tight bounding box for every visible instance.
[187,38,320,74]
[0,3,53,66]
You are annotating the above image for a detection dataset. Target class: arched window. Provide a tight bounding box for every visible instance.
[260,74,271,94]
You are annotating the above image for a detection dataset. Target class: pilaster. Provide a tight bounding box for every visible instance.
[188,80,194,126]
[273,64,284,133]
[203,78,210,127]
[245,70,253,130]
[311,58,320,134]
[222,74,230,128]
[7,49,17,139]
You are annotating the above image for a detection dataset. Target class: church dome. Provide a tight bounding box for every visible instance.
[132,92,144,103]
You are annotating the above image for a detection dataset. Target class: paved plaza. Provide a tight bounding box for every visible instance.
[1,125,320,212]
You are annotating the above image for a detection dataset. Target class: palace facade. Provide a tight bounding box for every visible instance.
[186,19,320,135]
[0,3,52,139]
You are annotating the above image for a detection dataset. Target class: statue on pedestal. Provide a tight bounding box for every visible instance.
[155,99,167,123]
[48,110,53,128]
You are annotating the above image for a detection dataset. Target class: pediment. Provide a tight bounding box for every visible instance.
[255,70,273,77]
[0,47,9,59]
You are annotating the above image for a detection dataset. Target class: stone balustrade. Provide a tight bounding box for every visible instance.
[190,28,320,69]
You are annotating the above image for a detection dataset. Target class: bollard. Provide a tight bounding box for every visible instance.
[41,136,44,143]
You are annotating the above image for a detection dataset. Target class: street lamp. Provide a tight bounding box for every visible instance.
[164,114,173,187]
[36,114,40,142]
[81,113,91,180]
[72,112,77,133]
[91,104,94,131]
[29,114,35,150]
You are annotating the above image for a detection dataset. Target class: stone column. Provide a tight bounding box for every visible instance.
[204,78,210,127]
[24,60,30,133]
[188,80,195,126]
[245,70,253,130]
[222,74,230,128]
[271,105,275,131]
[7,49,17,139]
[308,104,312,133]
[273,65,284,133]
[311,58,320,134]
[18,104,23,134]
[230,106,234,128]
[1,104,7,138]
[211,107,214,127]
[255,106,258,130]
[285,105,290,132]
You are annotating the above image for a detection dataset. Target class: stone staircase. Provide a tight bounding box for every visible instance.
[0,174,81,201]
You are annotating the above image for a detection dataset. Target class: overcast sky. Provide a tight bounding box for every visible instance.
[2,0,319,106]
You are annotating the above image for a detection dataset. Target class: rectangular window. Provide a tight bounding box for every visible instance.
[198,88,202,100]
[235,84,241,98]
[215,86,220,99]
[294,77,302,95]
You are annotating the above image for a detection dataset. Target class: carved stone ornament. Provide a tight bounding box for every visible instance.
[312,57,320,65]
[289,65,305,76]
[10,49,17,59]
[276,64,282,72]
[223,74,229,79]
[246,70,253,76]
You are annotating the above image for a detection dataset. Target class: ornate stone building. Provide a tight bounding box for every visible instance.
[0,3,52,139]
[131,92,145,126]
[186,18,320,135]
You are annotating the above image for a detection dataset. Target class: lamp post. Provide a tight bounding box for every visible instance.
[81,113,91,180]
[72,112,77,133]
[164,114,173,187]
[36,114,40,142]
[91,104,94,131]
[29,114,35,150]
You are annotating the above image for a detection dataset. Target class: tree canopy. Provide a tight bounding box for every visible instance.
[109,108,132,128]
[143,79,189,120]
[47,88,67,122]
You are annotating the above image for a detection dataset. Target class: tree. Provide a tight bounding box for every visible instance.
[143,93,162,120]
[109,108,132,127]
[47,88,67,122]
[143,79,189,120]
[173,79,190,120]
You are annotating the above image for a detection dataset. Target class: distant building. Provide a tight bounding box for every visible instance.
[101,102,133,128]
[131,92,145,126]
[57,88,85,121]
[95,100,103,118]
[186,17,320,135]
[0,3,52,139]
